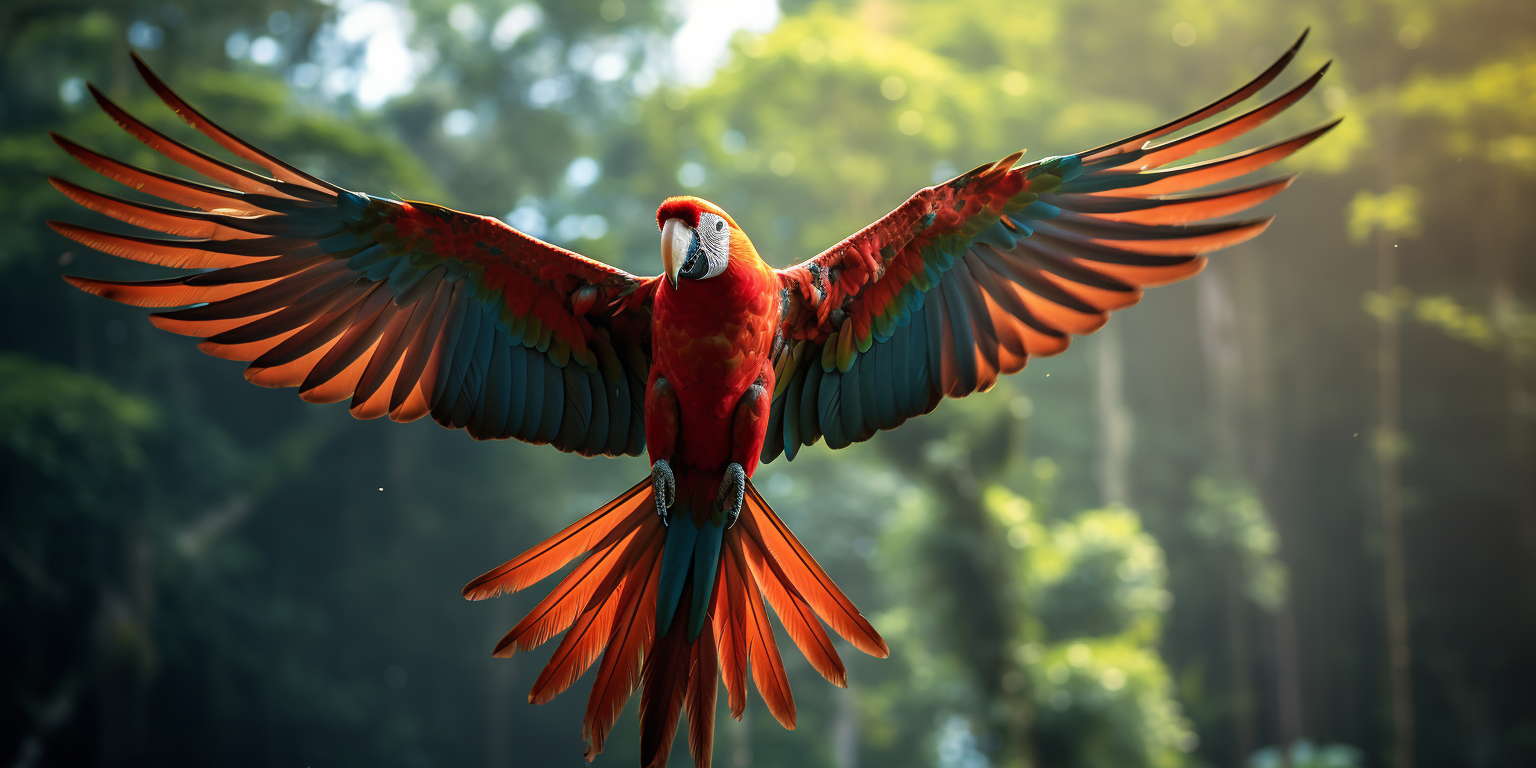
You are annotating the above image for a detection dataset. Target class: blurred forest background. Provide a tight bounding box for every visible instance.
[2,0,1534,766]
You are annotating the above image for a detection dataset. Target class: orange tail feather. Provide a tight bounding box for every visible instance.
[738,483,890,658]
[463,478,652,600]
[471,476,889,766]
[495,522,659,657]
[583,535,662,758]
[686,618,719,768]
[740,530,847,687]
[528,524,663,703]
[725,532,795,729]
[711,549,749,719]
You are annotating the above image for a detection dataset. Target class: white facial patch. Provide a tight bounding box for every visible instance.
[696,212,730,279]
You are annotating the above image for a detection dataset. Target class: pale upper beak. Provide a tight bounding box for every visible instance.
[660,217,692,289]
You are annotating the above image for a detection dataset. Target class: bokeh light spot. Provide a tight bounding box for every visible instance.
[898,110,924,135]
[1172,22,1197,47]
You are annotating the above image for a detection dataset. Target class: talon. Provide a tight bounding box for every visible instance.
[652,460,675,526]
[717,463,746,528]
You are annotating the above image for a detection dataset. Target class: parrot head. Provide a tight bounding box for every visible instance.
[656,196,759,289]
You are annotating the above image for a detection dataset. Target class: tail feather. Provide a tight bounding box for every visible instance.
[741,530,847,687]
[496,521,659,657]
[583,537,663,758]
[463,478,652,600]
[527,523,665,703]
[474,475,888,766]
[640,587,693,768]
[726,533,796,728]
[687,618,719,768]
[711,551,749,719]
[529,579,625,704]
[739,483,890,658]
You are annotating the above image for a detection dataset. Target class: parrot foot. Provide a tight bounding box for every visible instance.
[651,460,675,526]
[716,463,746,528]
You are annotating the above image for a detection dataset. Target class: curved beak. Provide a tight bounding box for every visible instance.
[660,218,692,289]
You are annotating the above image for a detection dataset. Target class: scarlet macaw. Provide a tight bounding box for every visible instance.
[54,33,1332,768]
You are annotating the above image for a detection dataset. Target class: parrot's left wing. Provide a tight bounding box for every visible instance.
[765,32,1336,462]
[54,55,656,457]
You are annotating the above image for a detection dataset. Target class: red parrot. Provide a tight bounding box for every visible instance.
[54,33,1333,768]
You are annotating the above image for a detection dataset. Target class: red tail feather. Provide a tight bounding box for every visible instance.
[726,533,795,729]
[471,476,888,766]
[494,522,657,657]
[711,549,749,719]
[584,537,662,757]
[741,530,847,687]
[738,484,889,658]
[530,523,664,704]
[686,619,719,768]
[462,478,652,600]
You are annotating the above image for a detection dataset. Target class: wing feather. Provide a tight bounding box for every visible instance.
[766,33,1334,462]
[58,54,655,456]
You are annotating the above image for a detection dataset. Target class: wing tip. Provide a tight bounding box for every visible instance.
[1289,28,1311,55]
[46,176,76,197]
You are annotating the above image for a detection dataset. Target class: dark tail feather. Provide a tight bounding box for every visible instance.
[640,583,693,768]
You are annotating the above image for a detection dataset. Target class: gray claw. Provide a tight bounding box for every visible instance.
[652,460,675,526]
[716,463,746,528]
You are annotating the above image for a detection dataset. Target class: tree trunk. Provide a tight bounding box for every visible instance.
[730,707,752,768]
[1373,125,1415,768]
[833,684,859,768]
[1094,325,1132,508]
[1198,265,1258,763]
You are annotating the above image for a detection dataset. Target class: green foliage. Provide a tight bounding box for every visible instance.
[1030,638,1191,768]
[1398,52,1536,173]
[1026,505,1172,642]
[995,490,1193,768]
[1187,477,1286,611]
[1347,184,1422,244]
[1252,740,1365,768]
[0,353,158,480]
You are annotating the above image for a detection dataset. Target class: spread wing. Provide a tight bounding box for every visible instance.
[764,31,1336,462]
[55,54,656,457]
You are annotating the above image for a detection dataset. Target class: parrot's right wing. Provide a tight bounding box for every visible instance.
[766,31,1337,462]
[55,54,659,457]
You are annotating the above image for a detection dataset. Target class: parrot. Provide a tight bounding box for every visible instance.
[52,31,1334,768]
